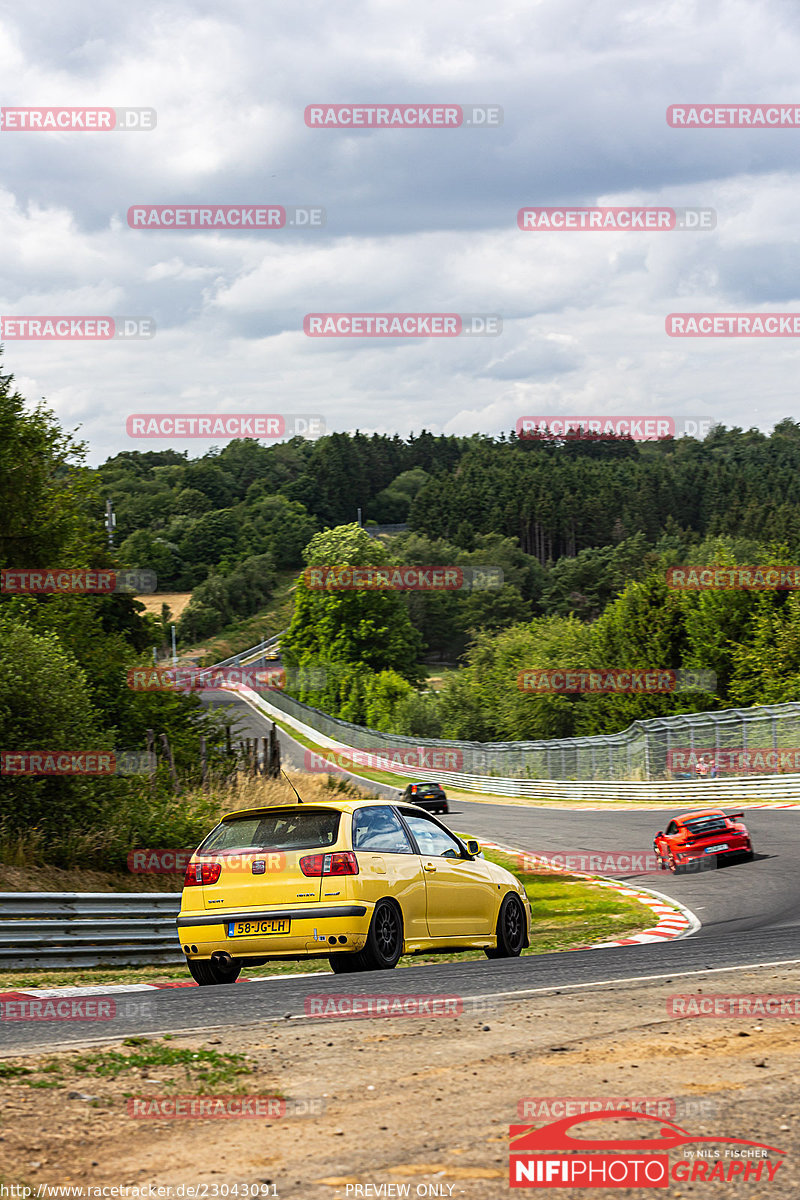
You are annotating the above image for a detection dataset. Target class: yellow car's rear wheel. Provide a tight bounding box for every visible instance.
[364,899,403,969]
[329,899,404,972]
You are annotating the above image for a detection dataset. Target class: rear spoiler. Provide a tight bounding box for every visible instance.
[727,812,744,819]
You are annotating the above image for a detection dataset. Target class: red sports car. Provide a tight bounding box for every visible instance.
[654,809,754,873]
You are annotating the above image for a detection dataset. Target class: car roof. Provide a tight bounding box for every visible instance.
[406,780,441,786]
[222,797,402,821]
[675,809,727,823]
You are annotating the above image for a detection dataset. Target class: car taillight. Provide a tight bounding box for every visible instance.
[183,860,222,886]
[299,851,359,877]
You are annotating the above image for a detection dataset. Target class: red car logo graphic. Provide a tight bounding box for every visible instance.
[510,1111,784,1154]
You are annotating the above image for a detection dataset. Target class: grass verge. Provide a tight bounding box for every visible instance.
[0,1036,259,1096]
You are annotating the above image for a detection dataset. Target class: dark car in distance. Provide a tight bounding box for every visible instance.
[400,781,448,814]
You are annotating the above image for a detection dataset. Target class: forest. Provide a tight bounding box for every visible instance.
[99,407,800,738]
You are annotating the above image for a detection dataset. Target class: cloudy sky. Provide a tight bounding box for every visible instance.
[2,0,800,463]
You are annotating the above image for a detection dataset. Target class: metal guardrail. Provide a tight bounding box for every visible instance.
[0,893,183,970]
[196,632,283,676]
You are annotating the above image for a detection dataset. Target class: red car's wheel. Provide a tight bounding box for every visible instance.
[667,851,683,874]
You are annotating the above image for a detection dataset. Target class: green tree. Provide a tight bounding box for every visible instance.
[241,494,317,567]
[0,353,99,568]
[0,618,113,837]
[282,525,424,691]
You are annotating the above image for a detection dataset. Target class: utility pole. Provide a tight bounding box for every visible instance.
[357,507,362,527]
[105,498,116,547]
[171,624,177,665]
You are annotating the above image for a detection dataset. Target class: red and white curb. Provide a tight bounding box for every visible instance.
[480,840,700,947]
[0,971,327,1004]
[457,798,800,811]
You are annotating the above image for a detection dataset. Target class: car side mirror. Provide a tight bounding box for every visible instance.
[465,839,481,857]
[655,831,663,838]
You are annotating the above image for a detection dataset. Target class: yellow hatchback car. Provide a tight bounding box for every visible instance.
[178,796,531,984]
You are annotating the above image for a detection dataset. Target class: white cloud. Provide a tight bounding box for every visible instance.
[1,0,800,462]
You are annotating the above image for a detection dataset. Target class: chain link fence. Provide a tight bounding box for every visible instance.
[257,688,800,781]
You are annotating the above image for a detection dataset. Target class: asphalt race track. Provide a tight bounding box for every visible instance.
[4,691,798,1055]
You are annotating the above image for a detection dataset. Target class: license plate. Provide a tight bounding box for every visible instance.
[704,843,728,853]
[227,918,290,937]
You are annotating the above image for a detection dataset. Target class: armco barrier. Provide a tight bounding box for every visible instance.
[0,893,183,969]
[196,631,282,675]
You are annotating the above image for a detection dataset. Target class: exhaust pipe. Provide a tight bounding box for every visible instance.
[211,951,234,972]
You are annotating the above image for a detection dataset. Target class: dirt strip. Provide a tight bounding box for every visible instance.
[1,963,799,1198]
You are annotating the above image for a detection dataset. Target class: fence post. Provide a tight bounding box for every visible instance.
[146,728,155,791]
[159,733,182,794]
[269,723,281,778]
[226,725,237,790]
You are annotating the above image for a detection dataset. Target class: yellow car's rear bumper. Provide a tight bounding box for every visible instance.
[177,903,371,959]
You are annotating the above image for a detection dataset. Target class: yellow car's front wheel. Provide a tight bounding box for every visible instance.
[485,894,525,959]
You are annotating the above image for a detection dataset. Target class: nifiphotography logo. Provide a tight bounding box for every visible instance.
[509,1111,785,1187]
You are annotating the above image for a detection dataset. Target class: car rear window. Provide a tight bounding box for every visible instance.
[199,809,341,853]
[683,816,729,835]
